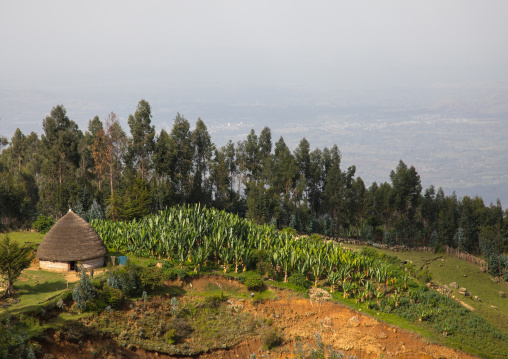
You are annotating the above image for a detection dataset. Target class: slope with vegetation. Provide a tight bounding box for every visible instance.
[0,100,506,279]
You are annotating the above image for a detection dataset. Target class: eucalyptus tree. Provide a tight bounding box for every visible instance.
[127,100,155,182]
[307,148,324,216]
[104,113,126,200]
[153,129,174,209]
[168,113,194,203]
[294,138,310,195]
[10,128,26,172]
[209,148,231,210]
[41,105,81,186]
[40,105,82,215]
[322,151,345,233]
[190,118,214,204]
[389,161,422,224]
[89,116,107,191]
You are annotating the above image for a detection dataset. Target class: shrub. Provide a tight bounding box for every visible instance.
[417,268,433,283]
[262,328,283,350]
[359,247,378,258]
[288,272,308,288]
[106,262,142,296]
[139,265,166,290]
[31,215,55,234]
[170,316,193,342]
[204,292,228,308]
[165,329,177,344]
[72,269,96,311]
[244,273,264,291]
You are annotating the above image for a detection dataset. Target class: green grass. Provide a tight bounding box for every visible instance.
[343,243,508,335]
[1,269,71,315]
[0,230,45,245]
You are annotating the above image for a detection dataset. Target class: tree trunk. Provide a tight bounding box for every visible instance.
[110,163,114,198]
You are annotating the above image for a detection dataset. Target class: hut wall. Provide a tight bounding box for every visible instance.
[39,260,69,272]
[81,257,104,269]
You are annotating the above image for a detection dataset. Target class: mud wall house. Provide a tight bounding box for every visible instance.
[36,210,107,271]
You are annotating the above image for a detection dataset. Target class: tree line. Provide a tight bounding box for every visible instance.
[0,100,506,265]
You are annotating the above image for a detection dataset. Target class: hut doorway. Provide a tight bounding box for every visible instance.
[69,261,76,271]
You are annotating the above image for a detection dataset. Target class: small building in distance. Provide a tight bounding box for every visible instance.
[36,209,107,271]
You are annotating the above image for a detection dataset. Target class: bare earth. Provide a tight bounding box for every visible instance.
[41,276,478,359]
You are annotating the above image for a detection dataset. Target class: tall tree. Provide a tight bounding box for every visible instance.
[10,128,26,172]
[389,160,422,222]
[268,137,298,197]
[308,148,324,215]
[168,113,193,202]
[127,100,155,181]
[90,116,107,190]
[104,112,126,199]
[258,127,272,160]
[40,105,82,215]
[41,105,81,185]
[190,118,214,203]
[322,149,344,232]
[210,148,231,210]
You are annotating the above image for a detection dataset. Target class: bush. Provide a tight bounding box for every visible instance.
[204,292,228,308]
[359,247,378,258]
[417,268,433,283]
[244,273,264,291]
[170,317,193,342]
[139,265,166,290]
[31,215,55,233]
[262,328,283,350]
[288,272,308,288]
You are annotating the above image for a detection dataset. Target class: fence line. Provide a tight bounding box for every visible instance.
[444,246,487,268]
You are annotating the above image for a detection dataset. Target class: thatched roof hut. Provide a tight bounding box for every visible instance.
[37,210,107,271]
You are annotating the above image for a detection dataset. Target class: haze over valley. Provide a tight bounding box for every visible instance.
[1,0,507,205]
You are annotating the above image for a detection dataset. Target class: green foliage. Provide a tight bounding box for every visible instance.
[118,177,152,221]
[416,268,433,284]
[72,268,96,311]
[88,283,125,311]
[0,317,34,358]
[0,236,35,297]
[288,272,309,288]
[87,199,104,220]
[359,247,378,259]
[204,292,228,308]
[106,262,142,296]
[392,289,508,356]
[31,215,55,233]
[244,273,264,292]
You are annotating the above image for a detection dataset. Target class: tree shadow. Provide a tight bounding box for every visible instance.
[15,279,68,297]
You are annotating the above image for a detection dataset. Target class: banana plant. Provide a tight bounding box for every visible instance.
[219,247,233,273]
[327,271,340,293]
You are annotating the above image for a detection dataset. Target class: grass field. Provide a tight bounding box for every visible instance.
[343,243,508,335]
[0,230,45,245]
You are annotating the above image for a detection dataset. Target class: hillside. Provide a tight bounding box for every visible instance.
[1,224,507,359]
[38,276,478,359]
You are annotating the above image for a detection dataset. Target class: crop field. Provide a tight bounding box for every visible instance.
[1,206,507,358]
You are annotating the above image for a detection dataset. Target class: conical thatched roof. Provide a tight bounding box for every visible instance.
[37,210,107,262]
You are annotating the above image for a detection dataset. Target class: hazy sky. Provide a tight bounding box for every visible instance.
[2,0,507,92]
[1,1,508,204]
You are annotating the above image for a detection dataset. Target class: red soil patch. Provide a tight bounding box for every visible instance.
[39,276,478,359]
